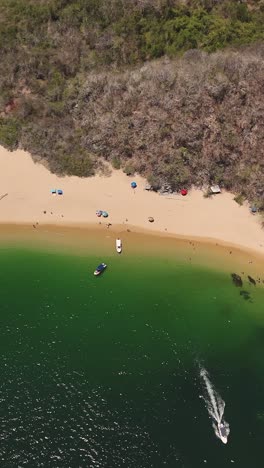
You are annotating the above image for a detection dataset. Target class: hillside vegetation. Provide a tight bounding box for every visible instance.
[0,0,264,208]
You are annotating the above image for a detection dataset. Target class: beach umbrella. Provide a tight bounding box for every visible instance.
[148,217,154,223]
[102,211,109,218]
[180,189,188,196]
[96,210,102,217]
[131,181,137,188]
[250,206,257,213]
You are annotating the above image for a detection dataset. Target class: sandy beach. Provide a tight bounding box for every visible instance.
[0,145,263,255]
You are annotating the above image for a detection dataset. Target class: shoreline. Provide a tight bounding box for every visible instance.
[0,223,264,282]
[0,146,264,258]
[1,220,264,260]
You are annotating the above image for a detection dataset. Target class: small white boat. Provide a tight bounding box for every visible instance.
[116,238,122,254]
[217,421,228,444]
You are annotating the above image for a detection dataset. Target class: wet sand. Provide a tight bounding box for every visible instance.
[0,223,263,284]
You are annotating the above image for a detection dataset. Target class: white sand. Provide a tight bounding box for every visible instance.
[0,146,263,254]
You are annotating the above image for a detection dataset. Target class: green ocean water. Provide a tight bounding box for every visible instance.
[0,244,264,467]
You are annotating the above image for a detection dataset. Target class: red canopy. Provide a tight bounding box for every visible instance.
[180,189,188,196]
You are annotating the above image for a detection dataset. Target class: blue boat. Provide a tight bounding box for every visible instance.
[94,263,107,276]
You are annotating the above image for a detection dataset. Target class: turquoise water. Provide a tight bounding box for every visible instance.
[0,245,264,467]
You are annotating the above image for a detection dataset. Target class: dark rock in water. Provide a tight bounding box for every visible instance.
[231,273,243,287]
[240,290,251,301]
[248,275,256,286]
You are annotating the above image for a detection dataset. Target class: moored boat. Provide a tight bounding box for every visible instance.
[116,238,122,254]
[94,263,107,276]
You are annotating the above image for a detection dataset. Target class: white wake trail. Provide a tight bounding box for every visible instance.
[199,367,230,443]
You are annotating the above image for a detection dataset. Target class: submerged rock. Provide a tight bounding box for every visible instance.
[248,275,256,286]
[240,290,251,301]
[231,273,243,287]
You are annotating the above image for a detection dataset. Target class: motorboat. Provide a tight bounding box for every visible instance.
[217,421,228,444]
[116,238,122,254]
[94,263,107,276]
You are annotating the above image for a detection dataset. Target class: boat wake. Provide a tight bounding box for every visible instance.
[199,367,230,444]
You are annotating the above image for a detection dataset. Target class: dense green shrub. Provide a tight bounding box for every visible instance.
[123,164,135,176]
[0,118,20,149]
[234,194,245,206]
[111,156,121,169]
[50,151,95,177]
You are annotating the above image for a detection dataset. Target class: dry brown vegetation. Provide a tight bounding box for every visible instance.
[69,46,264,207]
[0,0,264,209]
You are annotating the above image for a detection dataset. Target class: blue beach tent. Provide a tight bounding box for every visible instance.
[57,189,63,195]
[51,189,56,194]
[131,181,137,188]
